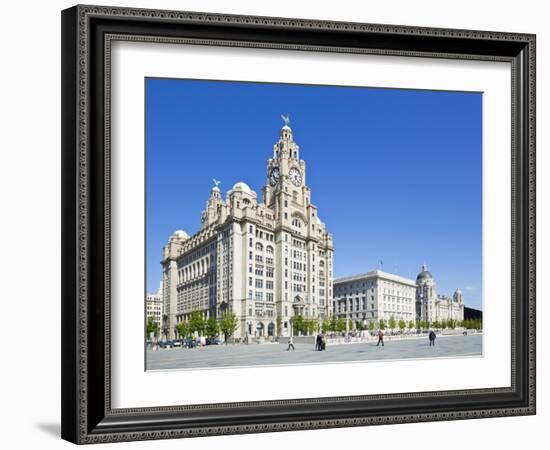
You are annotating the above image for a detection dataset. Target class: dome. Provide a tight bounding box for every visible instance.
[172,230,189,239]
[454,288,462,294]
[416,264,433,281]
[232,181,252,193]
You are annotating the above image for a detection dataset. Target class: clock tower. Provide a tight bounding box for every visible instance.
[261,115,334,329]
[162,115,333,341]
[262,117,311,224]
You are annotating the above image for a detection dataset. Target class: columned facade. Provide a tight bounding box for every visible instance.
[333,270,417,327]
[416,265,464,323]
[161,120,334,340]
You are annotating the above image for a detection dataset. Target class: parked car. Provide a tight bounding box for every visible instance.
[172,339,183,347]
[158,340,173,349]
[205,337,221,346]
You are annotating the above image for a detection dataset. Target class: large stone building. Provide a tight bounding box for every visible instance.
[333,270,417,327]
[416,264,464,323]
[334,265,464,327]
[146,283,163,331]
[161,119,334,340]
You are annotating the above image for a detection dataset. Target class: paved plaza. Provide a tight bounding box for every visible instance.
[146,333,482,371]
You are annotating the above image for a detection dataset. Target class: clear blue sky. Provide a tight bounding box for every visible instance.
[146,78,482,309]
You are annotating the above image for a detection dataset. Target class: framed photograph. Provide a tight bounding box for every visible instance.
[61,4,536,444]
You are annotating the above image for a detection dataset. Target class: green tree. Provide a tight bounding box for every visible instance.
[330,316,338,332]
[368,320,376,333]
[336,317,347,333]
[322,318,332,333]
[146,316,159,338]
[205,316,219,338]
[293,315,304,335]
[219,311,239,344]
[432,320,440,329]
[378,319,386,330]
[276,315,283,337]
[408,320,415,329]
[189,311,206,336]
[388,316,397,330]
[398,319,406,331]
[313,319,319,335]
[474,318,482,330]
[175,320,189,339]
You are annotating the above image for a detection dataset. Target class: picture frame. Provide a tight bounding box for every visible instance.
[61,4,536,444]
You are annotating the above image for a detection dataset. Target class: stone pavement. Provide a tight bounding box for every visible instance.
[146,333,482,371]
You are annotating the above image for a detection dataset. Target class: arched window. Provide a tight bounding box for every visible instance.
[255,242,263,252]
[266,245,274,255]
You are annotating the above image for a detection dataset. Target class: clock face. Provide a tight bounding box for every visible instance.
[289,167,302,186]
[269,167,280,186]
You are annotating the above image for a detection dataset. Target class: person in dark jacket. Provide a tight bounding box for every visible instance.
[429,330,436,346]
[316,334,322,351]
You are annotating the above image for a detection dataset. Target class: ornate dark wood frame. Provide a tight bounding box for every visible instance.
[61,4,536,444]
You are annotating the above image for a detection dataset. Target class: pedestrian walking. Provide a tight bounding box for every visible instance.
[429,330,436,346]
[316,334,322,351]
[286,336,295,351]
[376,329,385,347]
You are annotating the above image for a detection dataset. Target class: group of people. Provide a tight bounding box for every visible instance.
[285,329,439,352]
[285,334,327,351]
[376,329,438,347]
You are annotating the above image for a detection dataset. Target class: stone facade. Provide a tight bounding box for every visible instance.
[334,265,465,327]
[146,283,163,331]
[333,270,417,327]
[416,264,464,323]
[161,121,334,340]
